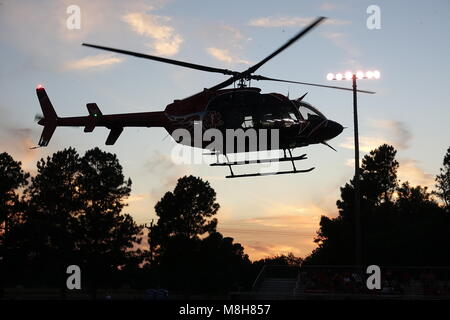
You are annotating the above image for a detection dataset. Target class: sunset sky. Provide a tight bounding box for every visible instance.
[1,0,449,260]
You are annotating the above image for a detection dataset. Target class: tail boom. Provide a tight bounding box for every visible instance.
[35,86,168,146]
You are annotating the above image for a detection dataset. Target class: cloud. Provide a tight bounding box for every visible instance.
[346,157,435,189]
[321,32,361,57]
[398,159,435,188]
[340,136,388,152]
[371,120,412,150]
[340,120,413,152]
[217,204,327,260]
[221,25,245,42]
[206,47,250,65]
[346,158,355,167]
[122,12,183,56]
[0,107,43,173]
[126,193,150,203]
[248,16,350,28]
[244,242,304,260]
[65,53,124,70]
[320,2,337,11]
[144,150,189,199]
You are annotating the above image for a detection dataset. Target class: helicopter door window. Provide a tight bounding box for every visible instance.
[260,114,274,128]
[298,104,326,120]
[288,112,298,121]
[242,115,254,128]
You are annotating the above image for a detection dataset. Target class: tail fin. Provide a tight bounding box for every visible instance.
[36,86,58,146]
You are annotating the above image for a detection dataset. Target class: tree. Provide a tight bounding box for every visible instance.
[308,145,400,264]
[152,175,219,251]
[0,152,29,296]
[336,144,399,218]
[434,146,450,210]
[23,148,81,288]
[154,231,252,292]
[305,144,450,266]
[197,232,252,291]
[0,152,29,246]
[396,182,438,215]
[253,253,303,266]
[75,148,143,291]
[148,176,254,292]
[18,148,143,290]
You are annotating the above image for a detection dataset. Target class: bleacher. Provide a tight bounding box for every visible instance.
[237,265,450,300]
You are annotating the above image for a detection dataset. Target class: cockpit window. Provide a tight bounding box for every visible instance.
[297,102,326,120]
[289,112,298,121]
[242,115,254,128]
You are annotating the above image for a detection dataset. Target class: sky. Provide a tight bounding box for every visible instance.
[1,0,449,260]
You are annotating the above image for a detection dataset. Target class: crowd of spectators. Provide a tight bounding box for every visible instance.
[297,267,450,296]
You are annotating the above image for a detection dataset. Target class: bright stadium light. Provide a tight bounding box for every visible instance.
[326,69,379,267]
[326,70,381,81]
[373,70,381,79]
[345,71,353,80]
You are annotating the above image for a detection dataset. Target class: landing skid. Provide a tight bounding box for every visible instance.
[226,167,315,179]
[208,149,315,178]
[210,154,307,166]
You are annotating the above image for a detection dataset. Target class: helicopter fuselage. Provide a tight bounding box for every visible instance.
[163,87,343,154]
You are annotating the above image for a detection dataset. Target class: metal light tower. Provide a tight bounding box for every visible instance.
[326,70,380,266]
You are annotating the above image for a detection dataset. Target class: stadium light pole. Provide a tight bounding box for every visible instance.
[326,70,380,267]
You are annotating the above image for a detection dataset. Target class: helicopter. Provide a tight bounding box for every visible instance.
[35,17,375,178]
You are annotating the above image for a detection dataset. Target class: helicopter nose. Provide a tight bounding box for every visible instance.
[324,120,344,139]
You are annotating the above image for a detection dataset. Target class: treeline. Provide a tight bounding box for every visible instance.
[1,144,449,295]
[0,147,298,295]
[305,144,450,266]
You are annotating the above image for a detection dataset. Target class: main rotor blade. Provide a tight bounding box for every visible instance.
[245,17,326,75]
[208,17,327,91]
[82,43,238,76]
[252,75,376,94]
[208,76,236,91]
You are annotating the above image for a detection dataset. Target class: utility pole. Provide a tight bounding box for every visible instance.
[352,74,362,267]
[327,70,380,267]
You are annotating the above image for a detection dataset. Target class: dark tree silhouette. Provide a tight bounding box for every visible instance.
[76,148,143,293]
[153,231,252,292]
[434,146,450,210]
[304,144,450,266]
[147,176,253,292]
[0,152,29,247]
[24,148,81,289]
[197,232,252,291]
[10,148,143,292]
[0,152,29,297]
[152,175,219,251]
[337,144,399,218]
[253,253,303,266]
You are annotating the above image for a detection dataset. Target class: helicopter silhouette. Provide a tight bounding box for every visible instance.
[35,17,374,178]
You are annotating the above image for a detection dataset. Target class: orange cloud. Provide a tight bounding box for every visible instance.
[122,12,183,56]
[398,159,435,188]
[206,47,250,65]
[217,204,328,261]
[248,16,350,28]
[65,53,124,70]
